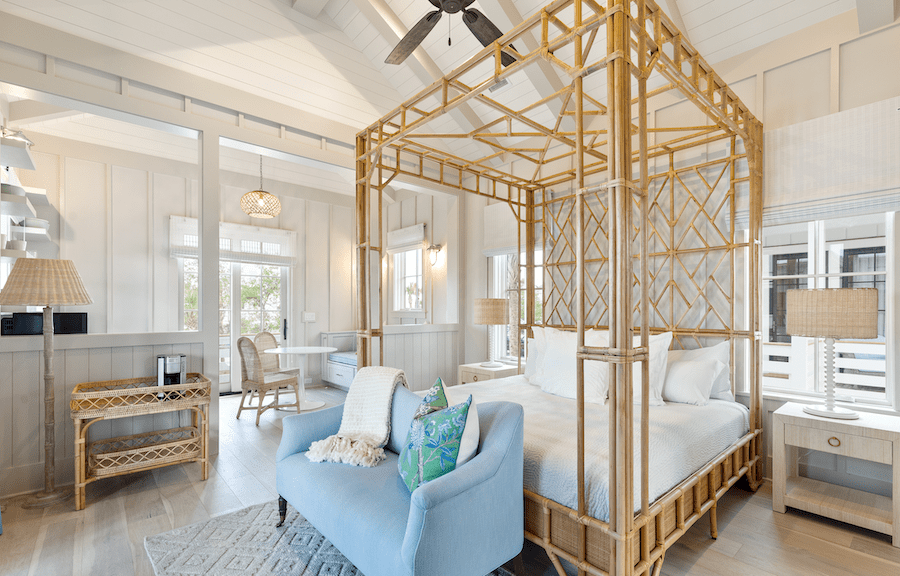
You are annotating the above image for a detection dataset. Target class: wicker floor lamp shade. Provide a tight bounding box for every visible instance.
[785,288,878,419]
[0,258,92,506]
[475,298,509,368]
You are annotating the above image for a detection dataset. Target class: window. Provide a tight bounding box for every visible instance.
[762,214,891,405]
[489,250,543,361]
[393,248,423,312]
[182,258,199,330]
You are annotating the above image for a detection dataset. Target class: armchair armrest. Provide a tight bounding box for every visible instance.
[276,404,344,463]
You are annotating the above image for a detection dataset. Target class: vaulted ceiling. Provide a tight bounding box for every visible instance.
[1,0,894,196]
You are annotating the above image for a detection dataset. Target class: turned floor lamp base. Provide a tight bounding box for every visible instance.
[22,488,72,509]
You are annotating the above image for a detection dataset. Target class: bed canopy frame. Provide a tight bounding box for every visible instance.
[354,1,763,575]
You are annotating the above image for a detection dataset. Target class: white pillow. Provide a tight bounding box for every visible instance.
[536,328,607,403]
[446,390,480,467]
[523,338,537,381]
[663,359,725,405]
[528,327,548,384]
[666,341,733,401]
[536,328,576,398]
[630,331,673,406]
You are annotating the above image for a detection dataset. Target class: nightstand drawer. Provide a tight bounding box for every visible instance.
[459,369,483,384]
[783,423,892,465]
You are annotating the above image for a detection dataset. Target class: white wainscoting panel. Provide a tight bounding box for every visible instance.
[383,325,460,391]
[0,341,203,497]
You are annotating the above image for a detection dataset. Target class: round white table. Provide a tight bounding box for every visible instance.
[264,346,337,411]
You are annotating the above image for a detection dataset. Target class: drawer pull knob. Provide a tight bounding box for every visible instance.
[473,375,479,381]
[827,437,841,448]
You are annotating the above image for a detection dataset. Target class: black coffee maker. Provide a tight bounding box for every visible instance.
[157,354,186,399]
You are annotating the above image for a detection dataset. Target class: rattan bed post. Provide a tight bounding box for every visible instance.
[574,0,587,576]
[526,188,536,337]
[637,0,652,569]
[748,119,764,487]
[605,2,620,572]
[611,0,635,573]
[573,1,588,574]
[355,132,370,370]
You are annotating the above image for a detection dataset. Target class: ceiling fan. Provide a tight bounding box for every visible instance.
[385,0,516,67]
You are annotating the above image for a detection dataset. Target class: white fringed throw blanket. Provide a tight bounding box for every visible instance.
[306,366,407,467]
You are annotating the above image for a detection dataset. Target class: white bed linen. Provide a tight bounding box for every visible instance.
[453,375,749,522]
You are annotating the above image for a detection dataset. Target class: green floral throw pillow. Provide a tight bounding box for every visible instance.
[399,380,472,493]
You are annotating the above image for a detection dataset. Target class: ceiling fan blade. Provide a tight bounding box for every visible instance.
[385,10,443,65]
[428,0,442,9]
[462,9,516,67]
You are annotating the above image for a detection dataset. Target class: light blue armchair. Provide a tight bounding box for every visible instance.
[275,385,524,576]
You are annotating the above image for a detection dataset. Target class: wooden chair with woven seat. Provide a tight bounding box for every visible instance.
[254,331,300,377]
[254,331,300,407]
[236,337,300,426]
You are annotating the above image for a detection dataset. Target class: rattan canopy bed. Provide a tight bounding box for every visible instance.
[353,1,763,575]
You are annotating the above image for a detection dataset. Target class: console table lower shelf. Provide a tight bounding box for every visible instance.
[70,373,210,510]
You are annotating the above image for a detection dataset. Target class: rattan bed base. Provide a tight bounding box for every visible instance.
[524,429,761,575]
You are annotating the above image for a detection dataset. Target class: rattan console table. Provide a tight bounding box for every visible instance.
[70,373,210,510]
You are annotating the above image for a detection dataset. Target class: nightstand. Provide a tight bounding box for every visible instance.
[773,402,900,546]
[457,362,518,385]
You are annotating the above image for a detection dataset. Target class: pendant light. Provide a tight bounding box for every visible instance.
[240,155,281,218]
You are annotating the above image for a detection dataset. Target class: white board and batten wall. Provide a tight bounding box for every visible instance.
[382,191,462,390]
[1,135,357,498]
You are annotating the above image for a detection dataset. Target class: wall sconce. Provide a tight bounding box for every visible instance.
[427,244,442,266]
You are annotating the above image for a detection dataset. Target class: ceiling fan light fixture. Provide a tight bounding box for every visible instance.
[240,155,281,218]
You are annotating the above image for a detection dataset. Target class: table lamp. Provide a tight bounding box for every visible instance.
[0,259,92,507]
[474,297,509,368]
[785,288,877,420]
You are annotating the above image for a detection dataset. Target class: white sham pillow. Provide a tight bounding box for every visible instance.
[536,328,607,403]
[446,390,480,467]
[662,359,725,405]
[528,327,548,384]
[524,338,538,381]
[666,341,732,401]
[630,331,673,406]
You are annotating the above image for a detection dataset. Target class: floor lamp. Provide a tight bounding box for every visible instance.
[785,288,878,420]
[0,259,92,507]
[475,298,509,368]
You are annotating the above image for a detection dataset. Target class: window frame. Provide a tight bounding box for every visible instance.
[387,244,426,322]
[761,215,896,409]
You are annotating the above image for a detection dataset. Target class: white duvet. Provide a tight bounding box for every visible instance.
[453,375,749,522]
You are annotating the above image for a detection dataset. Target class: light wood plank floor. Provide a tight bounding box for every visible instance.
[2,387,898,576]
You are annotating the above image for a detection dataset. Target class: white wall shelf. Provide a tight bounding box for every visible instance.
[0,193,36,220]
[0,248,31,263]
[8,225,51,243]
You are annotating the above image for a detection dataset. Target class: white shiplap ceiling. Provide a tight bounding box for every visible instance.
[0,0,873,195]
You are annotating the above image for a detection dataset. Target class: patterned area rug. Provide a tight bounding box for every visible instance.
[145,500,515,576]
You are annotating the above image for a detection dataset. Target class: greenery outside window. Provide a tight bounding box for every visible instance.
[392,248,423,314]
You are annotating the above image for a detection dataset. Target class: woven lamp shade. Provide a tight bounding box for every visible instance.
[785,288,877,339]
[474,298,509,325]
[0,258,92,306]
[240,189,281,219]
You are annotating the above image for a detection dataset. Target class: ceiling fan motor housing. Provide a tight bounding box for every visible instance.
[442,0,464,13]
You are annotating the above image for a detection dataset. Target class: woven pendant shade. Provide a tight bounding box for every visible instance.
[474,298,509,325]
[240,155,281,218]
[240,189,281,219]
[0,258,92,306]
[786,288,877,339]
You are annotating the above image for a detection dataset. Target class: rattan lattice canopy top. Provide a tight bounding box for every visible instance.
[354,2,763,575]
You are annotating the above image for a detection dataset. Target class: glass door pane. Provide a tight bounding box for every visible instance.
[219,261,232,384]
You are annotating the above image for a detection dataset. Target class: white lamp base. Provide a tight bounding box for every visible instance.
[480,360,504,368]
[803,404,859,420]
